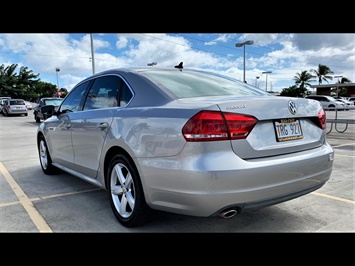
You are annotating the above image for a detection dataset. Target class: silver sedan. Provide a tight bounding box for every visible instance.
[36,66,334,227]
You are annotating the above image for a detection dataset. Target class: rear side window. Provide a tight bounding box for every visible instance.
[83,75,133,110]
[84,76,120,110]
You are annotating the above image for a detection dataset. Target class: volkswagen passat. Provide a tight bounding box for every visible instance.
[36,65,334,227]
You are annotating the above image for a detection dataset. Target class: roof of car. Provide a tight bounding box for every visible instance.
[41,97,63,99]
[81,67,212,81]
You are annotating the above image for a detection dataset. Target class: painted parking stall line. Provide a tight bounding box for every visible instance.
[0,162,52,233]
[312,192,355,205]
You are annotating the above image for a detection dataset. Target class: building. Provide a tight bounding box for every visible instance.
[310,83,355,97]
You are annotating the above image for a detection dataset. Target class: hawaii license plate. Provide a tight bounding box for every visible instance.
[274,118,303,142]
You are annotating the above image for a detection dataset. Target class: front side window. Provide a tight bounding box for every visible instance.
[60,81,91,113]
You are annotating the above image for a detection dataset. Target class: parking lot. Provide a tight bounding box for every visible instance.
[0,110,354,233]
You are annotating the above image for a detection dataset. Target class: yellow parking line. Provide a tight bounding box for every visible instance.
[30,188,101,202]
[0,162,52,233]
[335,154,355,158]
[0,188,101,208]
[332,143,355,148]
[312,192,355,205]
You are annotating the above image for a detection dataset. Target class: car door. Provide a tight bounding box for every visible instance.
[47,81,91,169]
[36,99,46,120]
[70,75,121,178]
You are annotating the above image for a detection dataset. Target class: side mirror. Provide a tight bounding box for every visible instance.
[41,105,56,120]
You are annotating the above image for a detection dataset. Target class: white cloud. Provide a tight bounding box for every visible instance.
[0,33,353,92]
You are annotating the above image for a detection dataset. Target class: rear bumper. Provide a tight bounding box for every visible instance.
[7,110,28,115]
[137,141,334,217]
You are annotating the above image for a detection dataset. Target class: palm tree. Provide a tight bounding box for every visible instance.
[293,70,316,96]
[310,64,334,85]
[338,77,351,83]
[336,77,352,97]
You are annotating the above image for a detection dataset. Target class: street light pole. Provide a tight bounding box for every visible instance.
[235,40,254,83]
[90,33,95,74]
[262,71,272,92]
[55,67,60,90]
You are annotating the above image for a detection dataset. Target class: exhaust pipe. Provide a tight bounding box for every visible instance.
[219,208,238,219]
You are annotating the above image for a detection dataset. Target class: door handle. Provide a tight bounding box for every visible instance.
[97,122,109,129]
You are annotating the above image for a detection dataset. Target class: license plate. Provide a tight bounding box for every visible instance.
[274,118,303,142]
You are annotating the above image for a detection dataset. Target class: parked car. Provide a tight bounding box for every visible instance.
[25,101,33,110]
[0,97,11,114]
[336,98,354,110]
[347,97,355,104]
[305,95,345,110]
[0,100,6,114]
[33,97,63,122]
[36,66,334,227]
[1,98,28,116]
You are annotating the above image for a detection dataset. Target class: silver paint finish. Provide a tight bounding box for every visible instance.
[37,67,334,218]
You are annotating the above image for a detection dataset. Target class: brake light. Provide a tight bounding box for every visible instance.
[318,108,326,130]
[182,110,258,142]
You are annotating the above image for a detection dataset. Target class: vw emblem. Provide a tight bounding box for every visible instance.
[288,100,297,115]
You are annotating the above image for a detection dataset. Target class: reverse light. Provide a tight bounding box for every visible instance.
[182,110,258,142]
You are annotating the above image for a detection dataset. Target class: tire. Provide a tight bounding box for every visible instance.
[38,134,59,175]
[35,115,40,123]
[107,154,152,227]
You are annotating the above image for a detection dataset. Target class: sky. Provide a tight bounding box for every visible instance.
[0,33,354,93]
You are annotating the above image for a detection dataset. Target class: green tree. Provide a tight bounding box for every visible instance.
[0,63,41,101]
[336,77,352,97]
[293,70,315,97]
[310,64,334,85]
[16,66,40,100]
[32,81,58,102]
[279,85,301,97]
[339,77,351,83]
[0,64,19,97]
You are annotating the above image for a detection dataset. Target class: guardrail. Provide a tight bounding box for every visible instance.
[326,106,355,134]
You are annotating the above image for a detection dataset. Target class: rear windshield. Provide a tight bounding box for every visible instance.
[141,70,269,99]
[44,99,63,106]
[10,100,25,105]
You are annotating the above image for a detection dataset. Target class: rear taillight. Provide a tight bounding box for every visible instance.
[182,110,258,142]
[318,108,326,130]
